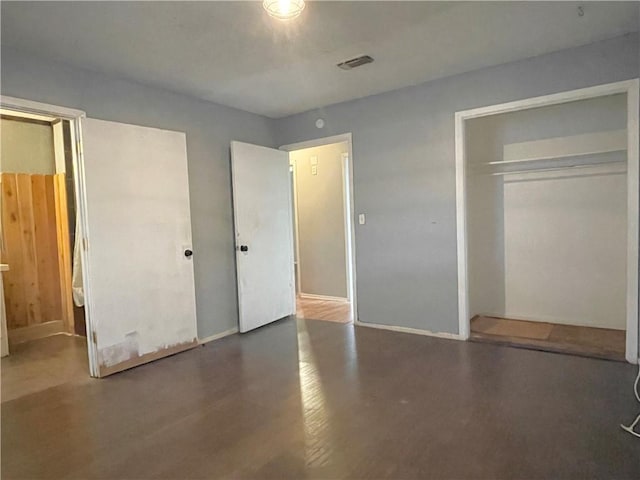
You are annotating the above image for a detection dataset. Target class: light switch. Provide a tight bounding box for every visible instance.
[310,156,318,165]
[358,214,366,225]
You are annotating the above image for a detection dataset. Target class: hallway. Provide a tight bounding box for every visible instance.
[296,296,352,324]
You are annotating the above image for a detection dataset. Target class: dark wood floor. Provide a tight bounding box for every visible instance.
[2,318,640,479]
[1,334,90,402]
[471,315,626,362]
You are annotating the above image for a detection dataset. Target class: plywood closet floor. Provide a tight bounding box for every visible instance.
[470,315,626,362]
[296,296,352,323]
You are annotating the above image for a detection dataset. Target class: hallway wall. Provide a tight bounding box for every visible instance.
[291,142,349,299]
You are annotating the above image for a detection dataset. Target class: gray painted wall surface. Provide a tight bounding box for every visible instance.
[3,33,637,339]
[291,142,348,298]
[0,47,277,339]
[274,33,639,334]
[1,117,55,174]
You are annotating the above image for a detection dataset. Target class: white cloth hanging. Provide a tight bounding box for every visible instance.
[71,218,84,307]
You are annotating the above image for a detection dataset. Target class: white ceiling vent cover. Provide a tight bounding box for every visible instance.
[337,55,374,70]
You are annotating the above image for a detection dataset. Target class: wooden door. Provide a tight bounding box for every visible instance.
[0,172,73,341]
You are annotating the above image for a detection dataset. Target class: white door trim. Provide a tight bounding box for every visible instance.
[289,157,302,296]
[280,133,358,323]
[454,79,640,364]
[0,95,99,376]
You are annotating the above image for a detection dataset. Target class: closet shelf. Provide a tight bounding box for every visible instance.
[487,150,626,166]
[487,129,627,166]
[489,159,626,176]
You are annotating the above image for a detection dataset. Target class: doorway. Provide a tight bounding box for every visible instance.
[455,80,639,363]
[282,135,356,324]
[2,96,199,380]
[0,108,89,398]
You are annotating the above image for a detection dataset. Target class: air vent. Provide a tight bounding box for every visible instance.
[337,55,374,70]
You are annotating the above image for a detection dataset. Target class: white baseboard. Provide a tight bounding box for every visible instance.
[198,328,238,345]
[354,320,463,341]
[299,293,349,303]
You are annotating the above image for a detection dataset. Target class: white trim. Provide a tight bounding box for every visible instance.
[455,112,469,341]
[625,81,639,364]
[280,133,358,323]
[355,320,463,341]
[454,79,640,364]
[456,80,639,120]
[289,158,302,297]
[0,96,85,120]
[0,108,57,123]
[0,96,100,375]
[279,133,353,153]
[299,293,349,303]
[342,152,355,303]
[198,328,238,345]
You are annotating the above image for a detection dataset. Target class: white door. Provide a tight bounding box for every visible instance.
[230,141,295,333]
[82,118,197,377]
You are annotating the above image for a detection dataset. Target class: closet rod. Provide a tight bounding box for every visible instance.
[489,160,626,176]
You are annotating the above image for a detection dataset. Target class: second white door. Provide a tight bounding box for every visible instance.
[230,141,295,333]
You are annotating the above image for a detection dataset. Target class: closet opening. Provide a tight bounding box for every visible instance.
[281,135,356,325]
[1,108,88,398]
[455,80,639,363]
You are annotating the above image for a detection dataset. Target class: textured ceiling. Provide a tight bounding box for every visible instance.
[2,1,638,118]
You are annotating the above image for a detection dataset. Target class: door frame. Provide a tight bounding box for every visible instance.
[280,133,358,322]
[454,79,640,364]
[1,95,99,376]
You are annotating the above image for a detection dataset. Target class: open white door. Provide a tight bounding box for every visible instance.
[231,141,295,333]
[82,118,198,377]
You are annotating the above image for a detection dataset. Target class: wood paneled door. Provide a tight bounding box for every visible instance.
[1,172,73,343]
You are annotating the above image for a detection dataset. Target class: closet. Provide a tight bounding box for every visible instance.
[465,93,629,360]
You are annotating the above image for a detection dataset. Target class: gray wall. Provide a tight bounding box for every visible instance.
[274,33,639,334]
[291,142,348,298]
[1,117,55,174]
[3,33,637,339]
[0,47,277,339]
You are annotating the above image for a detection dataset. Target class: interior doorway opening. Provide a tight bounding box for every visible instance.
[1,108,89,398]
[282,134,356,325]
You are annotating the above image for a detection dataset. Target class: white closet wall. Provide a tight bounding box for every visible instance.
[467,94,627,329]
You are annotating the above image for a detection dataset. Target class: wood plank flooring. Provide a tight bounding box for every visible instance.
[0,334,90,402]
[296,296,352,323]
[471,315,626,362]
[2,319,639,479]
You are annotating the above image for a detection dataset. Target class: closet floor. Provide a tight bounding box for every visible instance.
[470,315,626,362]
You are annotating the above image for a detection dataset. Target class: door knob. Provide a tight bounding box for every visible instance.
[240,245,249,252]
[184,249,193,258]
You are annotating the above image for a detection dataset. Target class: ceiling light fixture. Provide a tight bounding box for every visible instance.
[263,0,305,20]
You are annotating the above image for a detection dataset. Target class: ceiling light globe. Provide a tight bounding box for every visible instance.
[263,0,305,20]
